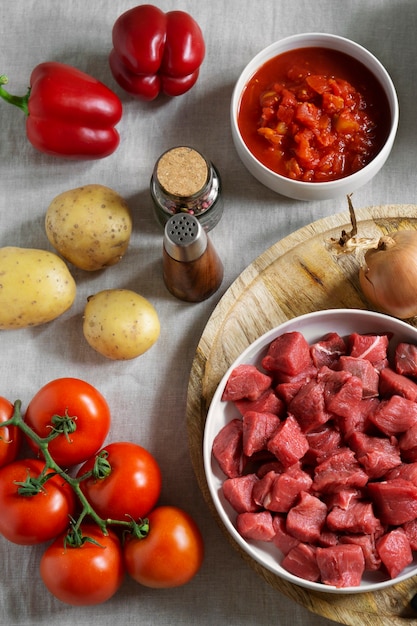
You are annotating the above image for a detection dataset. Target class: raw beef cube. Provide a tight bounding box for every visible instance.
[286,491,327,543]
[275,380,306,405]
[326,488,364,511]
[312,448,368,494]
[267,414,309,467]
[222,474,260,514]
[379,367,417,402]
[304,425,342,464]
[310,332,347,369]
[242,410,280,457]
[399,424,417,462]
[212,418,244,478]
[236,511,276,542]
[252,470,279,508]
[326,500,383,535]
[318,530,339,547]
[336,397,379,439]
[263,465,313,513]
[395,342,417,377]
[319,367,363,418]
[261,331,313,377]
[338,356,379,398]
[288,379,331,433]
[369,395,417,436]
[385,462,417,484]
[271,365,318,385]
[349,431,401,479]
[376,528,413,579]
[272,515,300,555]
[282,543,320,582]
[316,544,365,588]
[368,478,417,525]
[402,518,417,550]
[256,460,285,478]
[340,534,381,571]
[235,388,285,417]
[348,333,389,367]
[221,364,272,402]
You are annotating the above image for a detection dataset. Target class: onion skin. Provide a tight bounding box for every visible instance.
[359,230,417,319]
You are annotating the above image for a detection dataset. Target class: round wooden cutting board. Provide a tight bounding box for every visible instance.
[186,204,417,626]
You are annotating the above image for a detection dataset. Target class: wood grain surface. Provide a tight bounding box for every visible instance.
[186,204,417,626]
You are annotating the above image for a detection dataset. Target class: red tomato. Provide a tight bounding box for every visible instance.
[40,523,124,605]
[124,506,204,588]
[0,458,75,544]
[0,397,21,467]
[25,378,111,467]
[77,441,162,521]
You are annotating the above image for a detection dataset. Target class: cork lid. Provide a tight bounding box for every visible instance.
[156,147,209,198]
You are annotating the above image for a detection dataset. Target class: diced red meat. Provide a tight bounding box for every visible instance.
[254,465,313,513]
[272,515,300,555]
[338,356,379,398]
[271,365,318,385]
[336,397,379,439]
[236,511,276,541]
[288,378,331,433]
[318,530,339,547]
[349,431,401,479]
[348,333,389,367]
[234,388,285,417]
[266,414,309,467]
[340,534,381,571]
[275,380,306,404]
[319,367,363,418]
[399,424,417,462]
[304,425,342,464]
[368,395,417,436]
[212,418,244,478]
[222,474,260,514]
[316,544,365,588]
[326,500,383,535]
[282,543,320,582]
[286,491,327,543]
[256,460,285,478]
[376,528,413,579]
[326,488,364,511]
[310,332,347,369]
[261,331,313,377]
[368,478,417,525]
[395,342,417,377]
[221,364,272,402]
[312,448,368,494]
[385,462,417,485]
[403,518,417,550]
[242,411,280,457]
[379,367,417,402]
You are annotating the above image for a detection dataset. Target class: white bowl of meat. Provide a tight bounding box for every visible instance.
[204,308,417,593]
[231,33,399,201]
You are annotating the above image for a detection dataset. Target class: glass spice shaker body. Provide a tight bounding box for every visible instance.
[151,146,223,232]
[162,214,223,302]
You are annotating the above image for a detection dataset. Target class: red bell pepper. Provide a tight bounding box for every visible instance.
[0,62,122,159]
[109,4,205,101]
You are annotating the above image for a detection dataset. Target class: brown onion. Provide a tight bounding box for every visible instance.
[359,230,417,319]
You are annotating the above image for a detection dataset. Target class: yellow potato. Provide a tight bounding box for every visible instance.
[0,247,76,329]
[83,289,160,360]
[45,184,132,271]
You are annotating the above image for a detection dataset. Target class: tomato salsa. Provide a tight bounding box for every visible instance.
[238,47,391,182]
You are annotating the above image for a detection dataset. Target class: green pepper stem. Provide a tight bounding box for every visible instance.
[0,75,30,116]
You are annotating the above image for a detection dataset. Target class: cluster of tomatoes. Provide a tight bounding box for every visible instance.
[0,377,204,606]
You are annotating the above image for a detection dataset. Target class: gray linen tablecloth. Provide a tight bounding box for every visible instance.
[1,1,416,625]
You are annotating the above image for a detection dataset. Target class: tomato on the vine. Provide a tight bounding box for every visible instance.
[40,523,124,606]
[0,458,75,544]
[24,377,111,467]
[0,397,21,467]
[77,441,162,521]
[124,506,204,588]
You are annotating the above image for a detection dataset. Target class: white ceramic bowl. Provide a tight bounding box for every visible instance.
[204,309,417,593]
[231,33,399,201]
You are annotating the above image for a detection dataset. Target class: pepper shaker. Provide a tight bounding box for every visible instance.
[151,146,223,232]
[162,213,223,302]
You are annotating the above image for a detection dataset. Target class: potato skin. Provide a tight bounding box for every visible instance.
[0,247,76,329]
[83,289,160,360]
[45,184,132,271]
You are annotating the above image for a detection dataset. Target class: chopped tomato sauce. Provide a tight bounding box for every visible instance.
[238,48,391,182]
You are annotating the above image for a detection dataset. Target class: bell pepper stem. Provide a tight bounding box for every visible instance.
[0,75,30,115]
